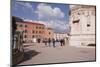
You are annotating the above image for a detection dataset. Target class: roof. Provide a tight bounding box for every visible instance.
[16,21,45,26]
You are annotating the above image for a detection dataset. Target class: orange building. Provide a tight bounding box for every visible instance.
[16,22,54,43]
[16,22,45,43]
[44,27,54,41]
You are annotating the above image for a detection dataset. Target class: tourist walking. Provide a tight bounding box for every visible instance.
[60,39,63,46]
[44,39,47,46]
[52,38,56,48]
[62,39,65,46]
[48,38,51,47]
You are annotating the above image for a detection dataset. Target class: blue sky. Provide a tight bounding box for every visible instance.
[12,0,70,33]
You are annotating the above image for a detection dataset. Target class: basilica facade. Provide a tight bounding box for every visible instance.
[69,5,96,46]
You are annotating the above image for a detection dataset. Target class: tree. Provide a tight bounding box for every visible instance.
[12,16,23,33]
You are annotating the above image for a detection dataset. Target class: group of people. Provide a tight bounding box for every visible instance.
[44,38,66,48]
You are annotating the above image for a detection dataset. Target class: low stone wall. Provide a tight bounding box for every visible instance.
[69,34,95,46]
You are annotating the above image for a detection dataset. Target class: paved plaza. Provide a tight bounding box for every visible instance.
[18,42,96,65]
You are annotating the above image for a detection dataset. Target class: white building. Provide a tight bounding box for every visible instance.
[54,32,69,40]
[69,5,96,46]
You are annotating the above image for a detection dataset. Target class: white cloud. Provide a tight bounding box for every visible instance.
[53,8,64,18]
[48,20,69,31]
[16,2,34,12]
[35,3,64,19]
[16,2,32,8]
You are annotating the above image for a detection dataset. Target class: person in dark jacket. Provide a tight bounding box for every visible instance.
[52,38,56,48]
[60,39,63,46]
[44,40,47,46]
[62,39,65,46]
[48,38,51,47]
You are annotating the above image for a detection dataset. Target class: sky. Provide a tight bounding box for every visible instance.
[12,0,70,33]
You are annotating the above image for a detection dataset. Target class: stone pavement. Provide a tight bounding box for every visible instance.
[18,43,96,65]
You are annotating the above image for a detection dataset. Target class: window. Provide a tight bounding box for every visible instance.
[73,20,79,24]
[36,26,38,29]
[25,25,27,27]
[33,31,35,33]
[49,32,51,35]
[25,30,27,33]
[87,24,90,27]
[32,35,34,38]
[77,12,80,15]
[24,35,27,38]
[20,24,22,27]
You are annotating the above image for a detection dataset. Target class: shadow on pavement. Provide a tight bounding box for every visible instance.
[18,50,40,65]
